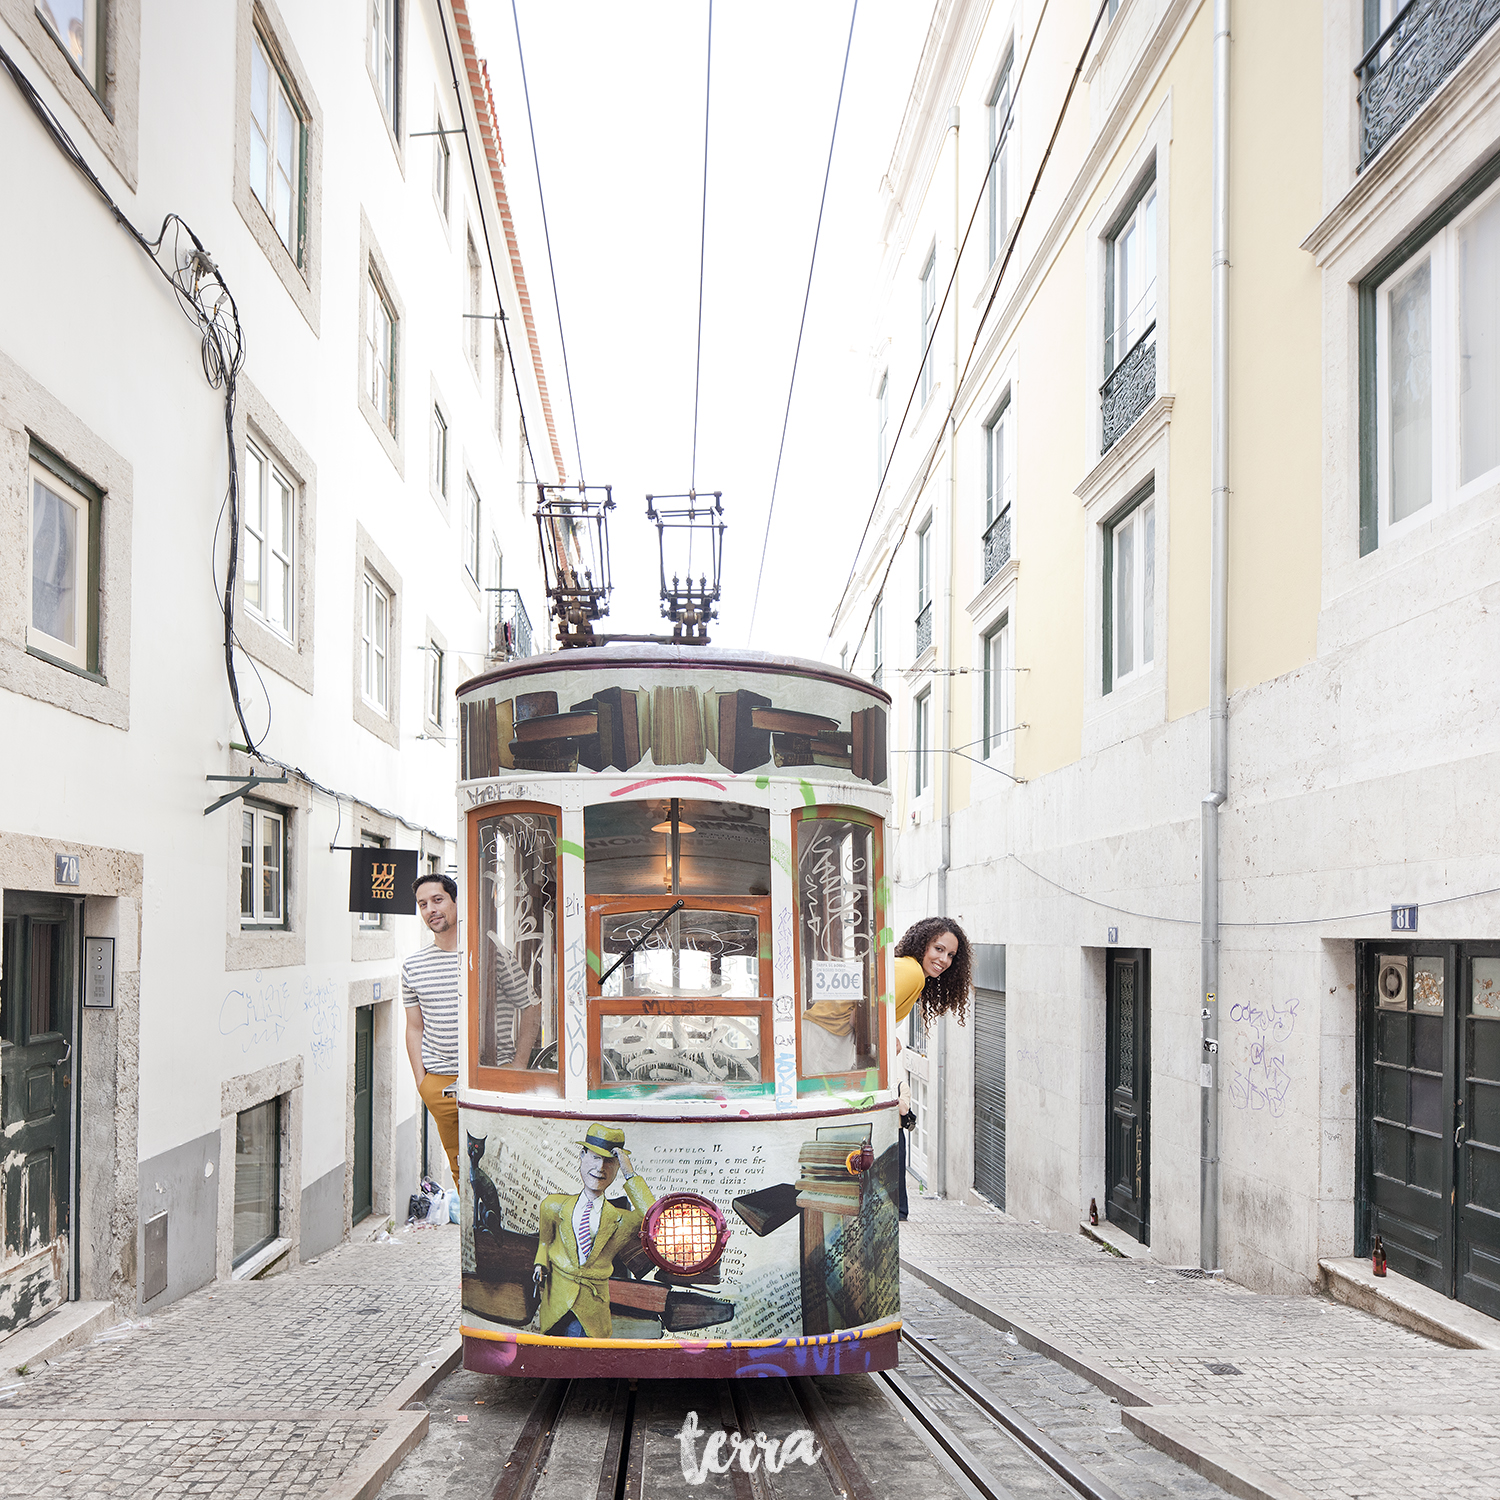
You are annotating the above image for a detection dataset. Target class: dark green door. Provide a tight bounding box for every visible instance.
[973,987,1006,1210]
[0,893,77,1332]
[1361,942,1500,1318]
[353,1005,373,1224]
[1457,947,1500,1317]
[1105,949,1149,1244]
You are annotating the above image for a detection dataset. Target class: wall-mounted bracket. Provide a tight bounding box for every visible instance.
[204,770,289,816]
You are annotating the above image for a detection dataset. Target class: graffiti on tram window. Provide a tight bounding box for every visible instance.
[477,813,557,1071]
[1228,996,1299,1117]
[599,1013,762,1088]
[458,1110,899,1346]
[458,667,888,787]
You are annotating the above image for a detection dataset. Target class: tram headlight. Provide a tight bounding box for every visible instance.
[641,1193,730,1278]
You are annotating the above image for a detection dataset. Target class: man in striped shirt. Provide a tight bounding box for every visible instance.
[403,873,463,1187]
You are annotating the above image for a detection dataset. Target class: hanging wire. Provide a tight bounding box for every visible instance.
[510,0,586,484]
[747,0,859,645]
[690,0,714,493]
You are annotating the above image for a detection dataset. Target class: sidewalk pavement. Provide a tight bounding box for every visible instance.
[0,1222,460,1500]
[899,1194,1500,1500]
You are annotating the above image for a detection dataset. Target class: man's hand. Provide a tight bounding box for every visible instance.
[612,1146,635,1178]
[533,1265,545,1289]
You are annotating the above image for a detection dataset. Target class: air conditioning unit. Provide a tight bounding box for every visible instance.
[1377,954,1408,1010]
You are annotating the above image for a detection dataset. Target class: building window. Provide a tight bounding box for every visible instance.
[360,832,387,930]
[37,0,103,95]
[244,438,294,642]
[366,268,397,436]
[915,519,933,655]
[467,233,482,370]
[494,326,506,440]
[920,249,937,406]
[362,572,390,713]
[1102,171,1158,452]
[240,802,286,928]
[426,641,444,728]
[369,0,399,129]
[876,371,889,477]
[430,405,448,498]
[983,395,1014,582]
[987,51,1013,268]
[1372,173,1500,546]
[983,617,1011,757]
[914,689,931,797]
[1104,487,1155,693]
[249,29,305,262]
[463,477,481,584]
[432,113,450,220]
[233,1097,280,1266]
[27,448,99,674]
[872,597,884,690]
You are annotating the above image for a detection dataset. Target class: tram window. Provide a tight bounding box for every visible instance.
[597,1010,763,1094]
[584,800,769,896]
[475,811,557,1072]
[599,908,760,998]
[796,813,880,1080]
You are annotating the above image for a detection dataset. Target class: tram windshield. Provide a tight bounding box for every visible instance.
[475,809,556,1071]
[797,812,879,1080]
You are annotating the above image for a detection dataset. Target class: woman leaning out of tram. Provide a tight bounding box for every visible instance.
[892,917,974,1220]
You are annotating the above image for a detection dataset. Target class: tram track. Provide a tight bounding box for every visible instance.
[482,1333,1125,1500]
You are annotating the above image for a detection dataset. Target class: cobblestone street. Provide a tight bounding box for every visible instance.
[0,1224,459,1499]
[900,1194,1500,1500]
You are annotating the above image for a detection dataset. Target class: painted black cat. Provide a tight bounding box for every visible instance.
[467,1133,504,1239]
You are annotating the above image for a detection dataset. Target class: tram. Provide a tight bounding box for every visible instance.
[453,642,897,1378]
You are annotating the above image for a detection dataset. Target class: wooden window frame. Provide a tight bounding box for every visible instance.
[789,804,888,1094]
[27,448,100,674]
[240,801,287,930]
[466,801,564,1097]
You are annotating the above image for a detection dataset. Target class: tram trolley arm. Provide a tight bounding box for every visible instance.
[596,898,685,988]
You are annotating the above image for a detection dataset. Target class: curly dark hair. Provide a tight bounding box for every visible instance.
[894,917,973,1026]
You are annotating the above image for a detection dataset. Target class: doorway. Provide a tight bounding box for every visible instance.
[353,1005,374,1224]
[973,987,1006,1209]
[1105,948,1149,1244]
[1359,942,1500,1317]
[0,892,78,1329]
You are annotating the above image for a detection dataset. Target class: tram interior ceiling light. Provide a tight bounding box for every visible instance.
[536,482,615,649]
[646,491,725,645]
[641,1193,730,1280]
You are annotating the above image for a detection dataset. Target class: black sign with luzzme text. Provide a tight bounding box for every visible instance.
[348,846,419,915]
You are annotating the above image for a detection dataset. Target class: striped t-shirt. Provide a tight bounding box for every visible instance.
[402,945,461,1074]
[492,943,539,1067]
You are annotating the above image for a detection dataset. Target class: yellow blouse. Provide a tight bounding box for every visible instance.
[894,955,926,1024]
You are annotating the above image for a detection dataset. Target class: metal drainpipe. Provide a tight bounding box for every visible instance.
[933,103,960,1200]
[1200,0,1231,1273]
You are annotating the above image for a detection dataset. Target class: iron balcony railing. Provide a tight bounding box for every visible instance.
[1100,323,1156,454]
[915,600,933,656]
[1357,0,1500,168]
[490,587,533,661]
[982,507,1012,583]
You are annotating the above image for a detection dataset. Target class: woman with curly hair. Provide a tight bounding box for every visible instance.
[892,916,973,1220]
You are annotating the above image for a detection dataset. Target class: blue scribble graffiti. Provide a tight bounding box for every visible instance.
[1229,997,1298,1118]
[303,976,342,1073]
[220,972,291,1054]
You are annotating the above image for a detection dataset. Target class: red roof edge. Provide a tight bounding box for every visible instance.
[450,0,567,484]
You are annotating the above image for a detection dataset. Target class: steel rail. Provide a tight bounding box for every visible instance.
[490,1377,571,1500]
[894,1328,1127,1500]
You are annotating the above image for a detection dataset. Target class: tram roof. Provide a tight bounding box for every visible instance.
[457,643,892,705]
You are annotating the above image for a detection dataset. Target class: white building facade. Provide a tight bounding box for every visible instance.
[0,0,562,1333]
[837,0,1500,1311]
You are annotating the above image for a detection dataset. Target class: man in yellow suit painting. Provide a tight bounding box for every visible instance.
[532,1123,656,1338]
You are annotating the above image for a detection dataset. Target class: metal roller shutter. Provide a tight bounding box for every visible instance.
[973,986,1006,1210]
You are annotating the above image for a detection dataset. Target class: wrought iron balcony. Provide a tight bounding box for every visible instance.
[1100,325,1155,454]
[915,601,933,656]
[490,587,533,662]
[982,508,1012,583]
[1358,0,1500,168]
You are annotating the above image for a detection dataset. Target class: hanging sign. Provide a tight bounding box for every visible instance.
[348,847,419,915]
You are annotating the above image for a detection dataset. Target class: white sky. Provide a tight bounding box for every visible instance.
[468,1,931,661]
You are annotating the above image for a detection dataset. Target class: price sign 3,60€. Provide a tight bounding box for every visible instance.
[810,958,864,1000]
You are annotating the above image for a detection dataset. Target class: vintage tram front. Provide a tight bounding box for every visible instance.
[453,645,897,1377]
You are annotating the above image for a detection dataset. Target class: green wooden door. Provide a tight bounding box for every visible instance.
[1457,947,1500,1317]
[353,1005,373,1224]
[1105,949,1149,1245]
[0,893,77,1333]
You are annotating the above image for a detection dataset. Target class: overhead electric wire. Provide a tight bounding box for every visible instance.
[510,0,586,484]
[747,0,859,645]
[689,0,714,493]
[833,0,1109,661]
